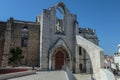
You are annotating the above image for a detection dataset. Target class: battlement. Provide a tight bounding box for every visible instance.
[79,28,96,35]
[79,27,99,45]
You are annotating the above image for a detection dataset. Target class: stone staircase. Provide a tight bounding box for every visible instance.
[74,74,92,80]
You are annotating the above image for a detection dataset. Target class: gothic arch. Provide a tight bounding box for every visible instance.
[52,46,70,69]
[48,38,72,70]
[55,2,67,34]
[55,2,66,14]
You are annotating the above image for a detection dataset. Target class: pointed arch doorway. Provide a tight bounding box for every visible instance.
[50,47,70,70]
[55,51,64,69]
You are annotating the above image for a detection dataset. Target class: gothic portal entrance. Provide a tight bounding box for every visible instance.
[51,47,71,70]
[55,51,64,69]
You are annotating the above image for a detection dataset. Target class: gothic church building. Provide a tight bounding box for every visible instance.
[0,2,101,73]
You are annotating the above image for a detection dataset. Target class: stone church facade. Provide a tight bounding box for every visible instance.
[0,2,101,73]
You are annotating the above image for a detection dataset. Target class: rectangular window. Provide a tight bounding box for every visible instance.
[79,46,82,55]
[21,38,28,47]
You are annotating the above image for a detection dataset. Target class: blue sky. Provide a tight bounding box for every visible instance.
[0,0,120,56]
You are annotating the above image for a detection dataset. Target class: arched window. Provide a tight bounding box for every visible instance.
[55,5,65,34]
[21,26,28,47]
[56,6,64,19]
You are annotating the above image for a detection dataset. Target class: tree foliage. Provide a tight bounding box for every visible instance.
[8,47,24,66]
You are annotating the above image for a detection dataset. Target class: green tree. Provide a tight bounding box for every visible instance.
[8,47,24,66]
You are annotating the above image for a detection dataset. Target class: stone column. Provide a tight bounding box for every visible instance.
[75,45,80,73]
[49,53,52,70]
[86,60,90,73]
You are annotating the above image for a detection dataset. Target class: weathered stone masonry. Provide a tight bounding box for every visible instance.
[0,2,99,73]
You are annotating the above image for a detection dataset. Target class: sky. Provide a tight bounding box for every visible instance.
[0,0,120,56]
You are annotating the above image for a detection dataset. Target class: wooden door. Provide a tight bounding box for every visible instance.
[55,51,64,69]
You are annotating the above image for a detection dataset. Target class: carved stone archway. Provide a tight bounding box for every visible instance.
[49,38,72,70]
[52,47,70,69]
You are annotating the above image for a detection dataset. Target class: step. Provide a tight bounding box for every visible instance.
[8,70,69,80]
[74,74,92,80]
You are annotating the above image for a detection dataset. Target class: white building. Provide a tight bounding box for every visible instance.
[114,44,120,70]
[114,54,120,70]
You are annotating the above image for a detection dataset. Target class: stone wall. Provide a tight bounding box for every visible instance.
[10,19,40,66]
[0,18,40,67]
[0,22,6,66]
